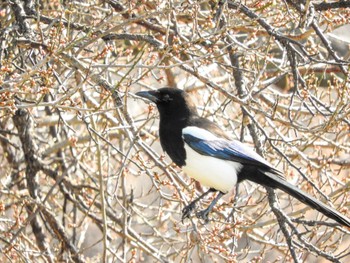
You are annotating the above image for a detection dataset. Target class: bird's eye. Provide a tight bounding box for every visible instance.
[162,94,172,102]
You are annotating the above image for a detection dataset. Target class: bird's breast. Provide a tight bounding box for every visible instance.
[183,144,242,193]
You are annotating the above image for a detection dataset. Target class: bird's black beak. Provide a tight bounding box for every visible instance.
[135,90,159,103]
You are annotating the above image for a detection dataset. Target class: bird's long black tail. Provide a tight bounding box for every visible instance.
[250,169,350,228]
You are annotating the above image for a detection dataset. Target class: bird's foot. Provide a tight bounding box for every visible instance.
[196,208,211,223]
[182,202,196,222]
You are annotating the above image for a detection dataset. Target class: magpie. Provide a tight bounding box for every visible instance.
[136,87,350,227]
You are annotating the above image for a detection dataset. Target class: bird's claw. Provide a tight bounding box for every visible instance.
[196,209,210,223]
[182,202,196,222]
[182,203,211,223]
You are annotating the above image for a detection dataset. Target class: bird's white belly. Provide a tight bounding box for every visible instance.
[183,144,242,193]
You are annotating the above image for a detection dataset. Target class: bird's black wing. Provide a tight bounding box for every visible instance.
[183,133,282,176]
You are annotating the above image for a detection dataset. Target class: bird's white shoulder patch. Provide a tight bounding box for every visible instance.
[182,126,241,193]
[182,126,218,140]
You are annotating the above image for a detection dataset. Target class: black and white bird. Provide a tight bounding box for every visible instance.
[136,87,350,227]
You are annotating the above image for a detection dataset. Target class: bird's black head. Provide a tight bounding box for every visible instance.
[136,87,198,120]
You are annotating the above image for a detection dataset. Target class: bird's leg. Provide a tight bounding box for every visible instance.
[182,188,216,222]
[196,191,224,223]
